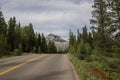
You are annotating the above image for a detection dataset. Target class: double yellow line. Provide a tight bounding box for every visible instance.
[0,54,48,76]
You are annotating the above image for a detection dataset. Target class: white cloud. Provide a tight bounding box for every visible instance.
[1,0,93,40]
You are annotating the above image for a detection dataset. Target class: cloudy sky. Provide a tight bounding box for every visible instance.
[1,0,93,40]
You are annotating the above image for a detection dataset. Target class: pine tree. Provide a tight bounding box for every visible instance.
[21,26,29,52]
[0,11,9,56]
[82,26,88,43]
[69,30,77,55]
[77,39,86,60]
[41,33,48,53]
[48,41,57,53]
[0,11,7,36]
[38,33,41,49]
[107,0,120,40]
[69,29,76,46]
[15,22,21,49]
[35,33,42,53]
[77,29,82,45]
[0,34,9,57]
[88,32,94,49]
[21,23,36,52]
[28,23,36,51]
[90,0,111,52]
[107,0,120,55]
[8,17,16,51]
[85,43,92,58]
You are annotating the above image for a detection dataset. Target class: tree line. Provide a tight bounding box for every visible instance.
[69,0,119,79]
[0,11,57,57]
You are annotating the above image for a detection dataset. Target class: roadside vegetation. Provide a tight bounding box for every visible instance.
[0,11,58,58]
[69,0,120,80]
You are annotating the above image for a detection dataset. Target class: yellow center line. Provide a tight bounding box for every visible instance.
[0,54,48,76]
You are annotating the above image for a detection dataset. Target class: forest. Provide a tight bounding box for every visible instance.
[0,0,120,79]
[0,11,58,57]
[69,0,120,80]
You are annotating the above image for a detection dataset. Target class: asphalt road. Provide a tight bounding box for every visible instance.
[0,54,79,80]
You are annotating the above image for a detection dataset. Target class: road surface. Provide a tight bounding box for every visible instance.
[0,54,79,80]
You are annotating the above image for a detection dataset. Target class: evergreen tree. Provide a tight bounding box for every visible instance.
[107,0,120,34]
[69,30,77,55]
[8,17,16,51]
[69,29,76,46]
[85,43,92,58]
[48,41,57,53]
[41,33,48,53]
[82,26,88,43]
[107,0,120,55]
[88,32,94,49]
[0,10,9,56]
[77,29,82,45]
[28,23,36,51]
[107,0,120,43]
[77,39,86,60]
[90,0,111,52]
[0,11,7,36]
[21,26,30,52]
[48,41,52,53]
[17,43,22,56]
[21,23,36,52]
[15,22,21,49]
[37,33,42,49]
[35,33,42,53]
[0,34,9,57]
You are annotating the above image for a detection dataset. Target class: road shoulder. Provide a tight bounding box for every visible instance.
[67,54,80,80]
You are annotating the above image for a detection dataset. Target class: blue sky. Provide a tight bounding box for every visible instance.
[1,0,93,40]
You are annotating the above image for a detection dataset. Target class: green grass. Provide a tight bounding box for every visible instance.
[0,53,31,60]
[0,55,15,59]
[68,53,120,80]
[68,53,102,80]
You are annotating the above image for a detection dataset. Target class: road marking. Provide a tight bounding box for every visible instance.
[0,54,48,76]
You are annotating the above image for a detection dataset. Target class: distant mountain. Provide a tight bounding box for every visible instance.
[46,33,69,52]
[46,33,66,42]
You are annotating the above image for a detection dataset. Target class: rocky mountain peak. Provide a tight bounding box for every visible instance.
[46,33,69,52]
[46,33,66,42]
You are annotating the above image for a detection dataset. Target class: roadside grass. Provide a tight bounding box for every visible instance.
[68,53,120,80]
[68,53,102,80]
[0,55,16,60]
[0,53,34,60]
